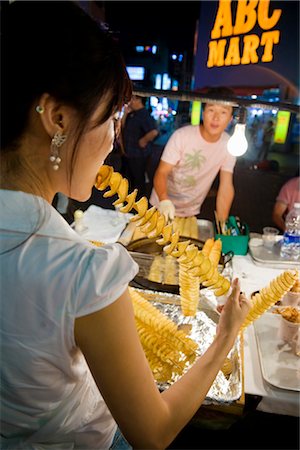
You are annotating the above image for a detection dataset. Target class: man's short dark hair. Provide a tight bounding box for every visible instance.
[203,86,235,112]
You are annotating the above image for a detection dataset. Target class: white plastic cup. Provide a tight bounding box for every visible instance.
[262,227,279,249]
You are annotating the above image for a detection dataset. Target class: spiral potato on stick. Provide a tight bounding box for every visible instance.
[241,269,299,330]
[95,165,231,316]
[129,288,198,382]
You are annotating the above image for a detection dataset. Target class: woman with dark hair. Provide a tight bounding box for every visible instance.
[0,2,250,448]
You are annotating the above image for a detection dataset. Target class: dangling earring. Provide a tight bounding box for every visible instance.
[50,131,67,170]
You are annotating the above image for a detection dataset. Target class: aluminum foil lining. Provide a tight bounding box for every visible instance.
[133,288,243,405]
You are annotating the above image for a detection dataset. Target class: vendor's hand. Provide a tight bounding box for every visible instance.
[216,278,251,341]
[158,199,175,222]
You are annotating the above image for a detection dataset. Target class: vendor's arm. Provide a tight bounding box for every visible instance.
[139,129,159,149]
[272,201,287,232]
[75,281,250,450]
[216,170,235,222]
[153,160,175,201]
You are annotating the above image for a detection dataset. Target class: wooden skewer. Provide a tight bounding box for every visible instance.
[221,221,226,235]
[214,210,221,235]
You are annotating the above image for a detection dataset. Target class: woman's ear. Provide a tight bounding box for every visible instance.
[35,93,72,138]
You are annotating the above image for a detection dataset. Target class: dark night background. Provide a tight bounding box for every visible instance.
[103,1,201,54]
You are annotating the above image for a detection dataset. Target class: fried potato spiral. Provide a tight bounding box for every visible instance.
[95,165,230,316]
[129,288,198,382]
[241,269,299,329]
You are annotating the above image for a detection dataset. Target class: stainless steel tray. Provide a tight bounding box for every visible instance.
[197,218,214,242]
[253,313,300,392]
[132,288,243,405]
[249,237,300,269]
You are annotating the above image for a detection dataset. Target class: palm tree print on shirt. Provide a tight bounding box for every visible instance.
[184,149,206,169]
[180,149,206,187]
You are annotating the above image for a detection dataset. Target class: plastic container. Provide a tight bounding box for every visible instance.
[215,224,249,256]
[262,226,279,249]
[280,202,300,261]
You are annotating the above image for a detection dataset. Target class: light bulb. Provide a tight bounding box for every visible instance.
[227,123,248,156]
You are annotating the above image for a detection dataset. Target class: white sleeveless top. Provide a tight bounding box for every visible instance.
[0,190,138,449]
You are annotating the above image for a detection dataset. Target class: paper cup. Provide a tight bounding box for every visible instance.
[278,316,300,350]
[282,291,300,307]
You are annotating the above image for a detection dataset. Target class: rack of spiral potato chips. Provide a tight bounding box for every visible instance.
[94,165,299,383]
[128,269,299,383]
[129,287,198,382]
[94,165,299,319]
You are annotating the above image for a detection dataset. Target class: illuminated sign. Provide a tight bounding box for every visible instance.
[135,45,158,54]
[126,66,145,81]
[274,111,291,144]
[191,101,202,125]
[207,0,282,68]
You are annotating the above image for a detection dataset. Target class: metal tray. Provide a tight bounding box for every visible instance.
[132,288,243,405]
[126,235,204,255]
[197,218,215,242]
[253,313,300,392]
[249,237,300,269]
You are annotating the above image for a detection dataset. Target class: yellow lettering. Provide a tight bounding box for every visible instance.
[241,34,260,64]
[258,0,282,30]
[224,37,241,65]
[211,0,233,39]
[207,39,227,67]
[261,30,280,62]
[233,0,258,35]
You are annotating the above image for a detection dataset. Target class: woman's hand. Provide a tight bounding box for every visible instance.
[216,278,251,342]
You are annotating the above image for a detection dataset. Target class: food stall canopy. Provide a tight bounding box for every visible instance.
[133,87,299,114]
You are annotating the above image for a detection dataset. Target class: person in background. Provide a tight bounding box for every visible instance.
[258,119,275,162]
[272,176,300,231]
[0,2,250,449]
[121,95,159,198]
[248,113,261,150]
[150,87,236,222]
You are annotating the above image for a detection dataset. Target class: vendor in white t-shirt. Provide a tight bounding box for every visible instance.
[150,87,236,222]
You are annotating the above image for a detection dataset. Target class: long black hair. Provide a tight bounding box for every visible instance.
[0,0,132,254]
[1,0,132,153]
